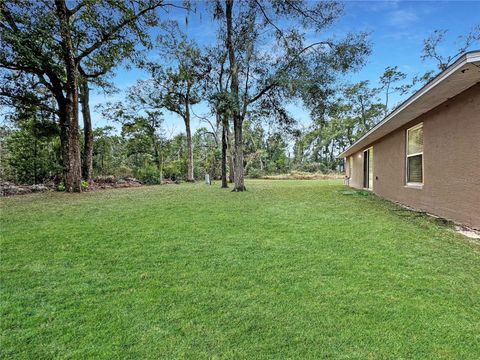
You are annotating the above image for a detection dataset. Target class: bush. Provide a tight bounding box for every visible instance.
[113,165,134,178]
[134,166,161,185]
[247,168,265,179]
[163,160,186,181]
[292,162,323,173]
[81,180,89,190]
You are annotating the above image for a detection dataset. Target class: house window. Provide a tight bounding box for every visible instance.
[406,123,423,185]
[349,157,353,177]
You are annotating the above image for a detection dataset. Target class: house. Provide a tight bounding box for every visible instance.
[339,51,480,229]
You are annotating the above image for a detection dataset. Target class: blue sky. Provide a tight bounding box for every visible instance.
[89,0,480,135]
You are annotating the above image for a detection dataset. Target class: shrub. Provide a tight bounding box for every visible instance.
[134,166,161,185]
[114,165,134,178]
[163,160,186,181]
[247,168,265,179]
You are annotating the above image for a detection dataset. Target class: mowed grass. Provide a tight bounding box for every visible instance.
[1,180,479,359]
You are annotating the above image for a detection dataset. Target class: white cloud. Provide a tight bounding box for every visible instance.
[388,9,419,28]
[358,0,400,12]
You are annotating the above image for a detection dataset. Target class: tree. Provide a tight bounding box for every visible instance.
[92,126,124,177]
[1,0,175,191]
[415,25,480,84]
[213,0,370,191]
[0,70,62,182]
[193,127,221,180]
[100,98,165,183]
[204,43,229,187]
[78,74,93,182]
[294,80,384,170]
[140,23,211,181]
[206,45,234,188]
[1,109,60,184]
[379,66,410,114]
[343,81,384,135]
[123,114,165,184]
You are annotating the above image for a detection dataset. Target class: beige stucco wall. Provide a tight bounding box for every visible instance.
[346,83,480,229]
[347,148,365,189]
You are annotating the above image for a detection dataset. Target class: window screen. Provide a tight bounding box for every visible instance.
[406,124,423,184]
[407,155,422,183]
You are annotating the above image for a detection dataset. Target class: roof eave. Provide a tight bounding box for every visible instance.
[338,50,480,159]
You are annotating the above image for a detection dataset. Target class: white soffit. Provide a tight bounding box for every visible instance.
[339,51,480,158]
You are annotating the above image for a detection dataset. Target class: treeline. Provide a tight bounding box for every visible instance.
[1,1,478,191]
[0,119,330,186]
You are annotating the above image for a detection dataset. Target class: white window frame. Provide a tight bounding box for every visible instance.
[406,123,424,187]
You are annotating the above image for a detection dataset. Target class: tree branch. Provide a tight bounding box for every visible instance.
[67,2,85,16]
[254,0,282,36]
[75,2,187,62]
[247,40,334,105]
[78,64,108,79]
[0,90,58,114]
[0,3,20,32]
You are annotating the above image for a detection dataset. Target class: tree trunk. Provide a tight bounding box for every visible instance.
[226,122,234,183]
[159,148,164,184]
[80,76,93,183]
[184,103,194,182]
[226,0,245,191]
[228,154,235,183]
[232,117,245,191]
[56,0,82,192]
[385,83,390,116]
[58,98,82,192]
[221,115,228,188]
[33,138,38,184]
[149,126,162,183]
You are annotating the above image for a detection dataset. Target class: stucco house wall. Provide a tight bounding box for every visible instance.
[346,149,364,189]
[346,83,480,229]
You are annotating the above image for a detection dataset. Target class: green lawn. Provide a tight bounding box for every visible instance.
[1,180,479,359]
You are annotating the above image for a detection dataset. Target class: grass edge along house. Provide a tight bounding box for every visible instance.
[340,51,480,230]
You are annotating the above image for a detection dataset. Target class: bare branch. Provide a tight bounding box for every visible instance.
[254,0,283,36]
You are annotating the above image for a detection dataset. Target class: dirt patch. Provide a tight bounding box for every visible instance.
[454,226,480,240]
[1,182,53,196]
[88,176,143,191]
[1,176,186,196]
[1,177,145,196]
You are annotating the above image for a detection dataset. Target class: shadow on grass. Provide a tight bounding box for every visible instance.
[338,187,456,230]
